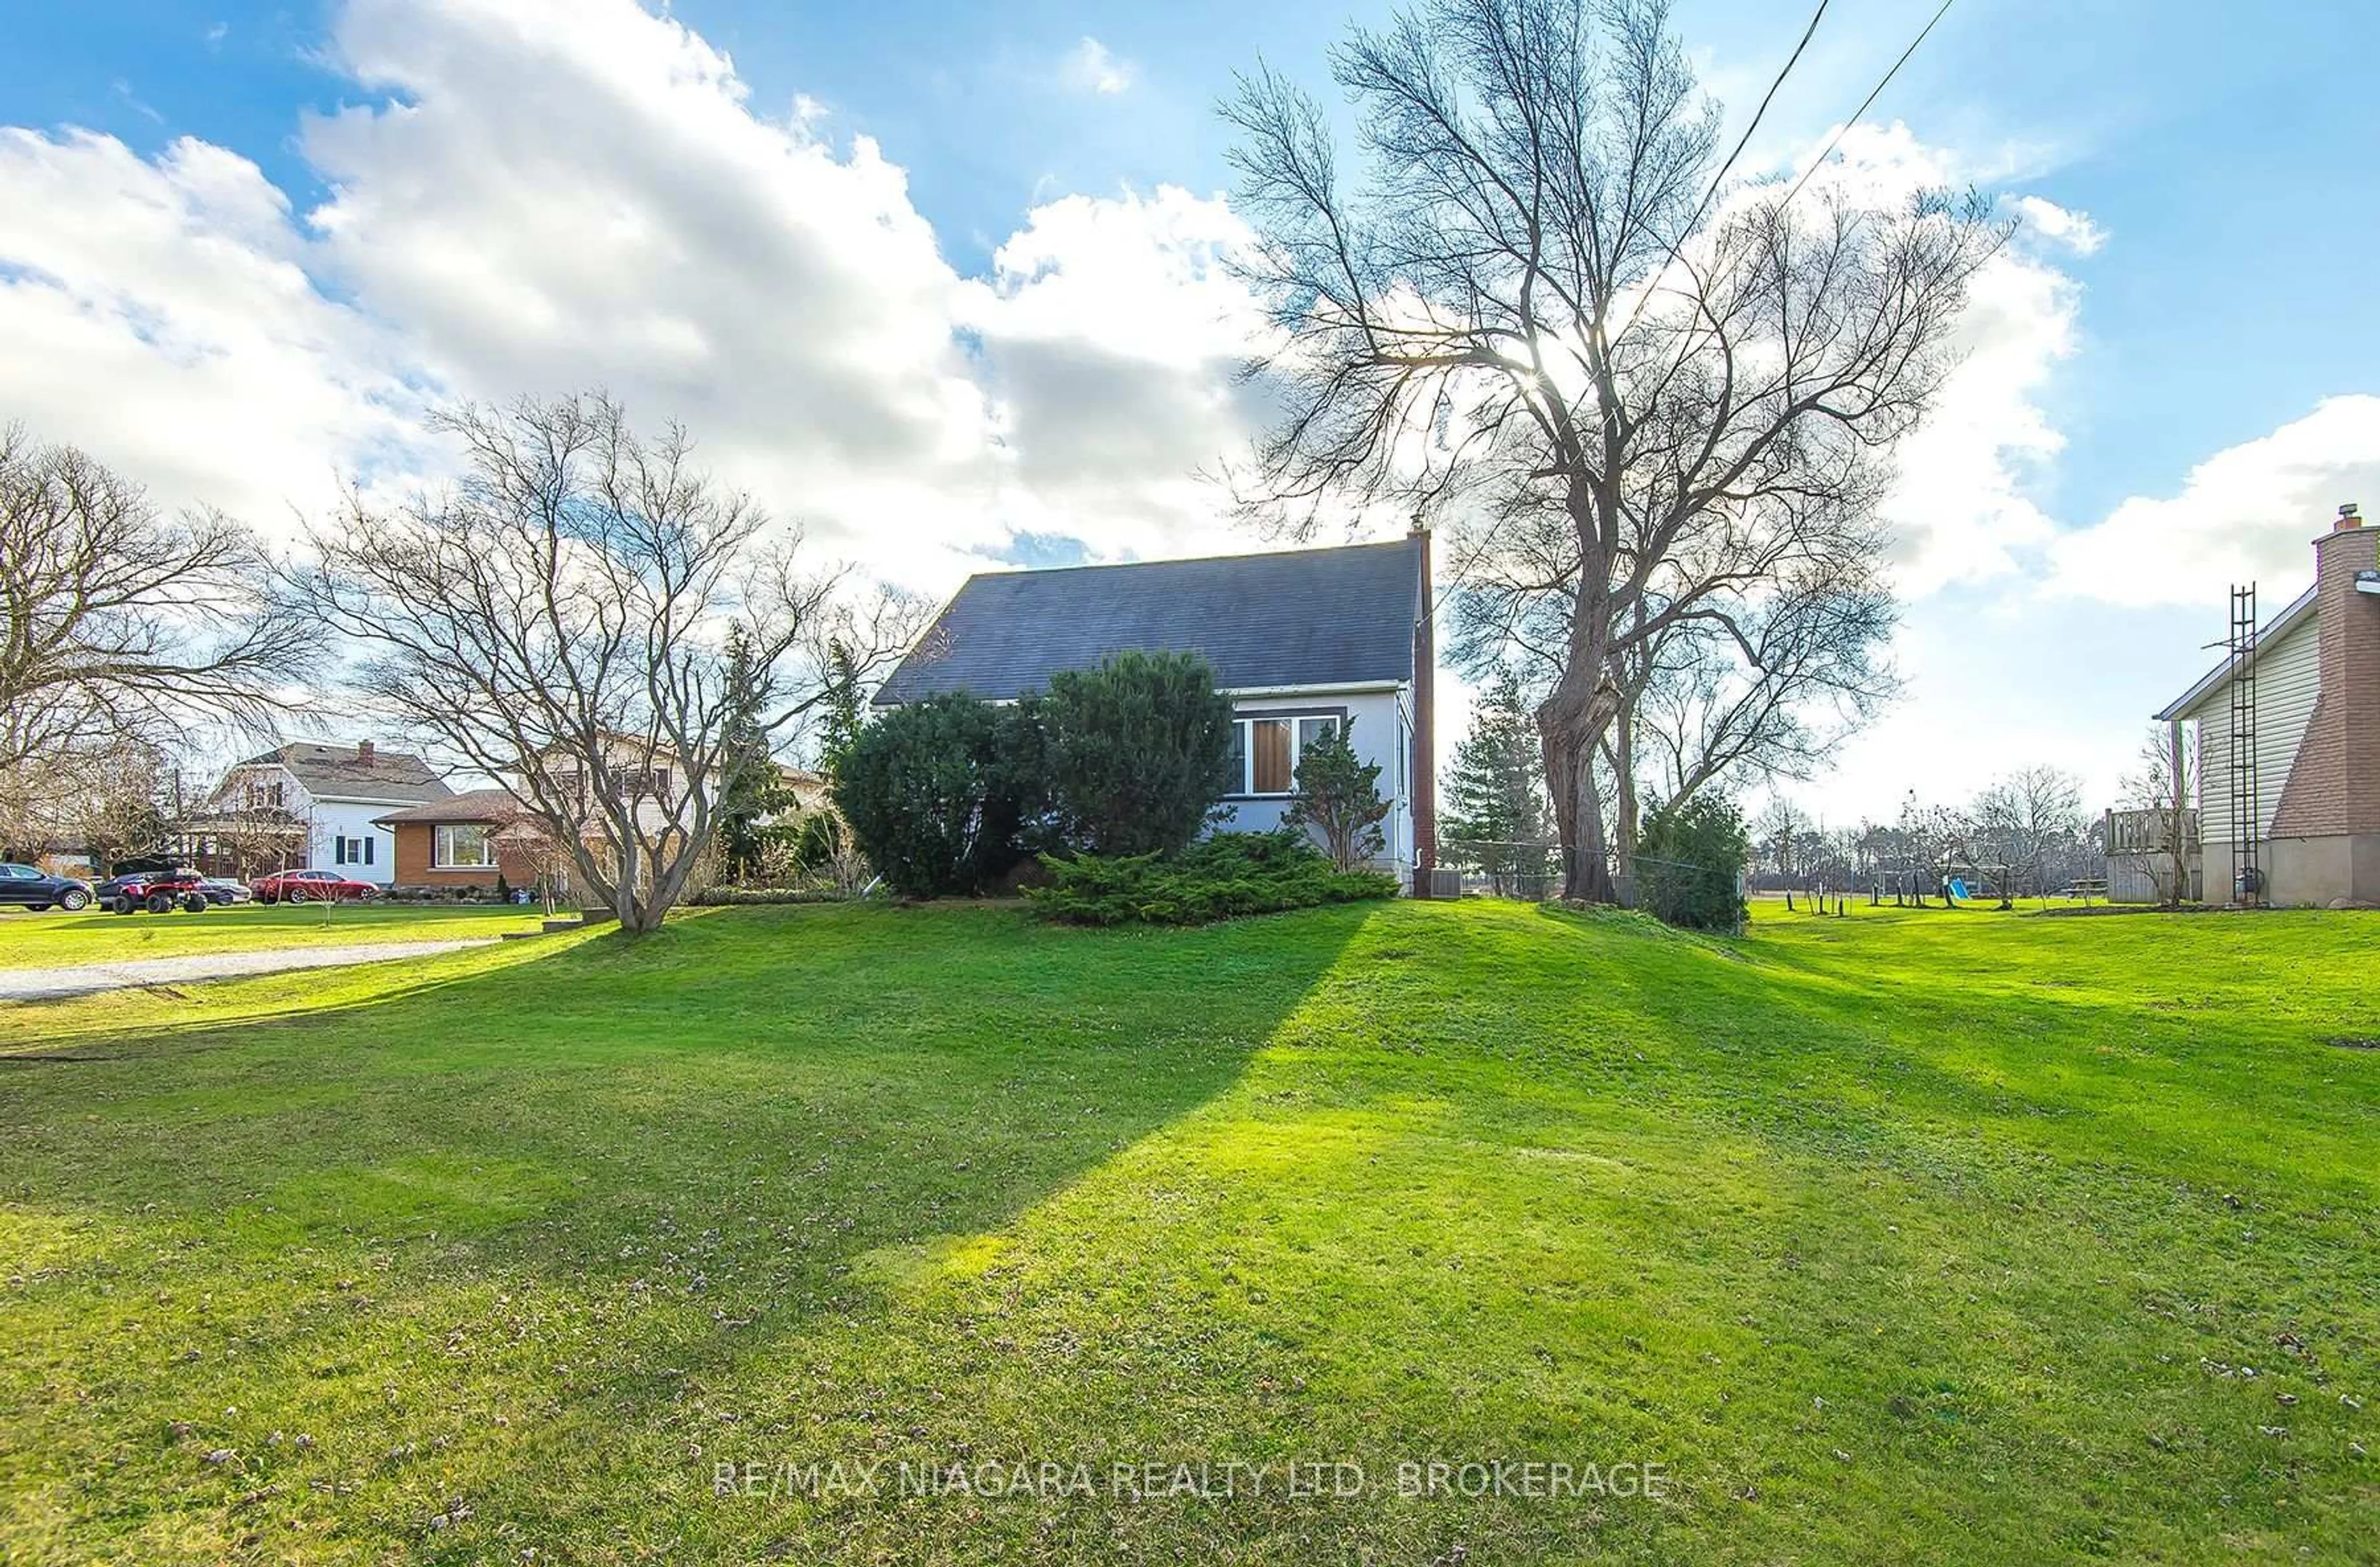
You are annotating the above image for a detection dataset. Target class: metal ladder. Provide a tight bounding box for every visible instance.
[2228,583,2260,904]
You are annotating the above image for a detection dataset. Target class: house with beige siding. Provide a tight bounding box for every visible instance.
[2157,505,2380,906]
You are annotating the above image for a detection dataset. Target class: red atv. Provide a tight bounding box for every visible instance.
[93,866,213,916]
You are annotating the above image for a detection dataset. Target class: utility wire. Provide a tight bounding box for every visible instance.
[1597,0,1830,392]
[1779,0,1960,210]
[1677,0,1830,255]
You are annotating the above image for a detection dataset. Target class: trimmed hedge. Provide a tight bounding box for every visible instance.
[831,692,1039,898]
[1025,831,1399,926]
[1636,792,1750,934]
[690,886,853,907]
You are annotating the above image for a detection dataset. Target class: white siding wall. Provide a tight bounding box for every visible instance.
[308,801,400,885]
[203,762,411,884]
[2195,612,2320,844]
[1214,687,1415,874]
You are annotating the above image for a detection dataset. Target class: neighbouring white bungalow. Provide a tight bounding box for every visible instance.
[2156,502,2380,906]
[871,532,1439,888]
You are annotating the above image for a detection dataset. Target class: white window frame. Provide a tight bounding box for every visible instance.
[433,823,496,870]
[1227,712,1342,798]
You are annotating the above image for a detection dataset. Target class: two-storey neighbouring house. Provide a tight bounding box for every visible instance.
[203,741,452,888]
[871,532,1437,886]
[2156,502,2380,906]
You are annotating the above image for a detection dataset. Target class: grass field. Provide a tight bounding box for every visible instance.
[1,899,2375,1563]
[0,903,550,970]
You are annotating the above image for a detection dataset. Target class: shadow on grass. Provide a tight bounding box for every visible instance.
[0,900,1374,1557]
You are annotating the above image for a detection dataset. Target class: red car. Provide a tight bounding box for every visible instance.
[250,868,379,905]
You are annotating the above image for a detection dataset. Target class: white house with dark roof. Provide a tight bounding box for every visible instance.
[875,532,1437,884]
[203,741,452,887]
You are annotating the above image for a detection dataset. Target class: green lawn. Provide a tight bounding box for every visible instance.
[1,899,2375,1563]
[0,903,550,969]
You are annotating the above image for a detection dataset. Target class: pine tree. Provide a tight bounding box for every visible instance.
[1443,671,1551,893]
[713,622,777,881]
[1038,650,1236,856]
[816,638,864,780]
[1284,720,1390,871]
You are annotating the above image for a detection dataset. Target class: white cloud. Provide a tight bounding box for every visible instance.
[1763,122,2091,598]
[1880,244,2079,595]
[2045,396,2380,607]
[2011,195,2105,256]
[0,0,1259,597]
[1062,37,1137,97]
[304,0,997,546]
[955,186,1275,555]
[0,128,423,529]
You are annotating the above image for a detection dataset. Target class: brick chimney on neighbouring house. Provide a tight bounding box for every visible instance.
[357,739,376,765]
[1410,519,1437,889]
[2270,501,2380,840]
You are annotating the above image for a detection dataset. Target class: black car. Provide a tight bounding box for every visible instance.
[0,862,95,912]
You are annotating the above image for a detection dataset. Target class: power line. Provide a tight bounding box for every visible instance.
[1779,0,1960,210]
[1599,1,1829,374]
[1437,0,1954,605]
[1677,0,1830,253]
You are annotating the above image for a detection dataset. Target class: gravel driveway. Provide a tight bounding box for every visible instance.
[0,939,500,1003]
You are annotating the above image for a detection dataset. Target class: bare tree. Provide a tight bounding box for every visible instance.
[0,733,171,868]
[294,394,920,933]
[1752,796,1812,885]
[2119,723,2198,907]
[1631,563,1899,810]
[1225,0,2004,898]
[1893,790,1972,906]
[0,425,315,772]
[192,806,311,879]
[1972,765,2083,901]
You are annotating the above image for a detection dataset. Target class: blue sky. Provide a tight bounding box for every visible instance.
[4,0,2378,820]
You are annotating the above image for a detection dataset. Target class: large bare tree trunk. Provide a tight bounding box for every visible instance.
[1541,686,1618,903]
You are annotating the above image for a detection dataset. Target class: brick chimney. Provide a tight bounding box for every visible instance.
[1410,520,1437,886]
[2270,503,2380,837]
[357,739,376,765]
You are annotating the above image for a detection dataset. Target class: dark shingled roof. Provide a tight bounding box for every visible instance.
[372,788,524,827]
[237,742,452,804]
[875,537,1424,705]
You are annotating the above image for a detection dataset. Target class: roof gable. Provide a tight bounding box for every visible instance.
[373,787,522,826]
[231,742,454,804]
[875,537,1424,705]
[2156,585,2318,721]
